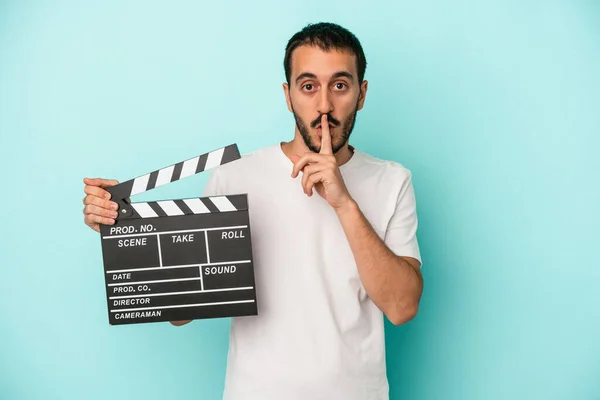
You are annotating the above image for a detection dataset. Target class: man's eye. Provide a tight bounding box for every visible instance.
[334,83,347,90]
[303,84,314,91]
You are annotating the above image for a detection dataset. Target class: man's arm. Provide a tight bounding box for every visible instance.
[290,115,423,325]
[335,200,423,325]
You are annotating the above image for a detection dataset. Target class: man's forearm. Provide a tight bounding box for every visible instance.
[335,199,423,325]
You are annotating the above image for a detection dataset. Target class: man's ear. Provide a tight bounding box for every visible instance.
[283,82,293,112]
[357,80,368,111]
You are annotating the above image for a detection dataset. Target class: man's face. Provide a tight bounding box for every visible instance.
[284,45,368,153]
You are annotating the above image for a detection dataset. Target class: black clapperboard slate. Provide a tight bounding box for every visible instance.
[99,144,257,325]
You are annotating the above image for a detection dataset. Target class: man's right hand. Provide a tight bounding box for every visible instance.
[83,177,192,327]
[83,177,120,232]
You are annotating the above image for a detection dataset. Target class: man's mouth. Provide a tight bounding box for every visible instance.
[311,114,340,130]
[316,123,335,130]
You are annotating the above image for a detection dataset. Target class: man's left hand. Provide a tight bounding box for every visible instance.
[291,114,354,210]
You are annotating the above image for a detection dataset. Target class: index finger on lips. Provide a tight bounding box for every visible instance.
[319,114,333,155]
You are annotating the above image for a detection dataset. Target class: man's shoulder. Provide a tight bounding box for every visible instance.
[213,143,280,176]
[354,148,413,181]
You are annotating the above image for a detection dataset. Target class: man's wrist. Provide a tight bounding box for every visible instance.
[335,197,359,217]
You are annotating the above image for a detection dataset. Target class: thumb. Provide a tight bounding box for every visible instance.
[84,178,119,188]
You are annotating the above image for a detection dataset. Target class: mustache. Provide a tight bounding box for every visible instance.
[310,114,341,129]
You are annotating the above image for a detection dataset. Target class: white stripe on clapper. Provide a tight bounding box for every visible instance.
[157,232,163,267]
[132,203,158,218]
[183,198,210,214]
[179,156,199,179]
[111,300,255,313]
[204,148,225,170]
[109,277,200,286]
[131,174,150,196]
[157,200,184,216]
[210,196,237,212]
[155,165,175,187]
[110,286,254,299]
[102,225,248,239]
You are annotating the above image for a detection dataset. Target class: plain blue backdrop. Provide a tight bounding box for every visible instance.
[1,1,599,399]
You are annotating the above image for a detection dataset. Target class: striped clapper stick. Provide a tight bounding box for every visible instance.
[98,144,257,325]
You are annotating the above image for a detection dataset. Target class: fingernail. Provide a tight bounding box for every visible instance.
[111,212,118,218]
[105,193,111,199]
[111,203,118,210]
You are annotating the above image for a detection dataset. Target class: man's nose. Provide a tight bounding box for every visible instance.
[316,89,334,116]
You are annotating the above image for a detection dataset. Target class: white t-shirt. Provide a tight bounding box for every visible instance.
[201,143,421,400]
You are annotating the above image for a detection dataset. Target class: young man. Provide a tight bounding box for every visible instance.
[83,22,423,400]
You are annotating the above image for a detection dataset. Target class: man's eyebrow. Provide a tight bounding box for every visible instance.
[294,71,355,85]
[331,71,354,82]
[295,72,317,84]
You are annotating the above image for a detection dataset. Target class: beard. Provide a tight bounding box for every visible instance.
[291,98,359,154]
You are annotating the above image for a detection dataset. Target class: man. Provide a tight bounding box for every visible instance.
[83,22,423,400]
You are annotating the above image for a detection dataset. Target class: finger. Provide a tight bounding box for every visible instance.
[301,164,327,194]
[320,114,333,155]
[84,184,112,200]
[291,153,328,178]
[83,178,119,188]
[83,194,119,211]
[83,204,119,219]
[304,171,325,196]
[291,155,311,178]
[84,213,115,227]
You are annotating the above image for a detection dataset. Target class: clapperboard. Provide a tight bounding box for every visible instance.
[98,144,257,325]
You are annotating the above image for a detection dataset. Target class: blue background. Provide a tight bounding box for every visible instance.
[1,1,599,399]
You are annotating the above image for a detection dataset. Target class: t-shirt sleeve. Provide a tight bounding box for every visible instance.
[201,169,222,197]
[384,170,422,266]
